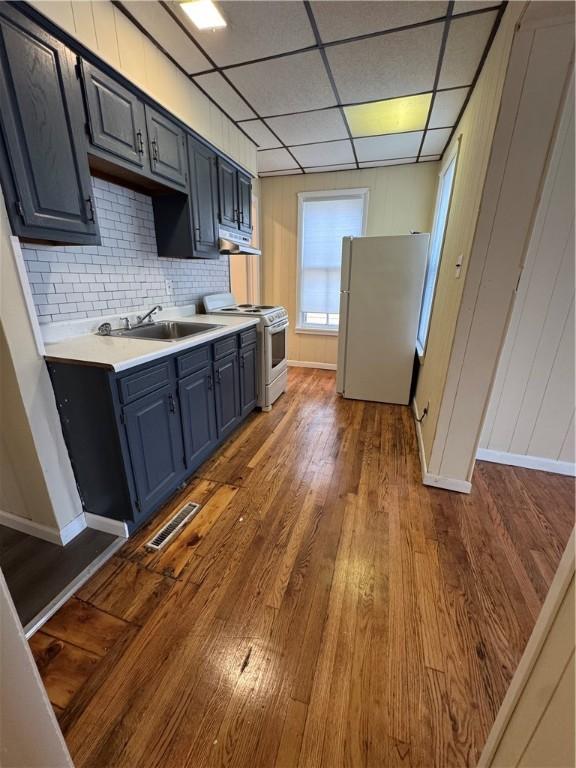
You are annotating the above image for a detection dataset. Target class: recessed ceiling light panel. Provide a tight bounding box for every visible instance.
[345,94,432,137]
[181,0,226,30]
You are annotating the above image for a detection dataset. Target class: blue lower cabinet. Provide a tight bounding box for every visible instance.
[214,352,241,439]
[179,365,217,469]
[47,330,258,531]
[122,384,184,519]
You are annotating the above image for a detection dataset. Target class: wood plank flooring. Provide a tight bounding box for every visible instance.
[29,368,574,767]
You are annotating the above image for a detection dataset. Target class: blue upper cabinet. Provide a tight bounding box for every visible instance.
[145,105,188,189]
[0,5,99,244]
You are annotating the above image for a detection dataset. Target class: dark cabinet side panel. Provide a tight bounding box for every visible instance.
[217,158,238,230]
[238,172,252,234]
[240,344,258,417]
[189,136,219,257]
[0,6,98,242]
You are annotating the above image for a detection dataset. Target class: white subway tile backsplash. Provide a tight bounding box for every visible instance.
[22,176,229,324]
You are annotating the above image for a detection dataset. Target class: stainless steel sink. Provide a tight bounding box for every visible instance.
[110,321,221,342]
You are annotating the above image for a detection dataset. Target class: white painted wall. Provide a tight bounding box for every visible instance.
[28,0,257,175]
[0,570,74,768]
[479,81,575,475]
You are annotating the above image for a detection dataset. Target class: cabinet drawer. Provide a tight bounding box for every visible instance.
[177,344,212,378]
[213,335,238,360]
[239,328,257,348]
[118,361,172,404]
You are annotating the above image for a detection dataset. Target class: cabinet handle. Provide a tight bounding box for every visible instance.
[207,375,213,390]
[216,369,221,384]
[85,196,95,222]
[239,354,245,368]
[151,139,159,162]
[137,130,144,155]
[168,393,176,413]
[239,210,244,224]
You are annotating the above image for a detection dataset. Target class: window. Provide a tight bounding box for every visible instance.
[297,189,368,332]
[417,144,459,353]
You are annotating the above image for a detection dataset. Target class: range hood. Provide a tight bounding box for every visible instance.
[218,227,261,256]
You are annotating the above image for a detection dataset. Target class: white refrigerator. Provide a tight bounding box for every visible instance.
[336,234,429,405]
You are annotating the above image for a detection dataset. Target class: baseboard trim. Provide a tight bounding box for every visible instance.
[477,448,576,477]
[0,509,87,545]
[287,360,337,370]
[411,401,472,494]
[24,537,125,638]
[85,513,129,538]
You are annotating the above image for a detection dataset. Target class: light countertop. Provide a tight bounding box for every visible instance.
[44,314,259,373]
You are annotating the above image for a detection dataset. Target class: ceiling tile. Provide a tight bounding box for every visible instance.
[292,140,355,167]
[257,148,299,173]
[345,93,432,137]
[239,119,281,149]
[354,132,423,162]
[226,51,337,117]
[172,1,316,67]
[453,1,501,14]
[126,2,210,73]
[326,24,443,104]
[305,163,357,173]
[422,128,452,155]
[266,108,349,145]
[438,11,497,89]
[193,72,256,120]
[420,155,441,161]
[311,2,448,43]
[429,88,469,128]
[359,158,417,167]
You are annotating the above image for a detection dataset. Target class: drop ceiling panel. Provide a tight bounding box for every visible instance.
[326,24,443,103]
[311,1,448,43]
[305,163,357,173]
[226,51,337,116]
[429,88,469,128]
[239,119,282,149]
[173,1,316,67]
[257,148,299,173]
[127,2,210,73]
[193,72,256,120]
[438,11,497,89]
[260,169,303,176]
[421,155,441,161]
[266,108,349,145]
[292,140,355,167]
[454,1,500,14]
[354,131,423,162]
[421,127,452,155]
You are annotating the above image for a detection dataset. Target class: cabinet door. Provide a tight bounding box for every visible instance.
[217,158,238,230]
[145,105,187,188]
[214,352,240,439]
[239,344,258,417]
[123,384,184,517]
[179,365,217,468]
[238,172,252,234]
[81,61,146,169]
[0,6,98,243]
[188,137,219,257]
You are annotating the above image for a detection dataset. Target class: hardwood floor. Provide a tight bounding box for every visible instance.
[29,368,574,768]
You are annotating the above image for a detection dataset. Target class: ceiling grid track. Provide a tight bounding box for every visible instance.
[159,0,307,173]
[416,0,454,162]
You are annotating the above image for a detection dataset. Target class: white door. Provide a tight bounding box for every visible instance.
[342,234,429,404]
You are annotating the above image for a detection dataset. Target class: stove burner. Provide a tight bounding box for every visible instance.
[237,304,254,308]
[220,307,238,311]
[246,309,262,313]
[256,305,274,309]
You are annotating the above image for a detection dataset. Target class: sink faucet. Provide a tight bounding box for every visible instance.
[136,305,162,326]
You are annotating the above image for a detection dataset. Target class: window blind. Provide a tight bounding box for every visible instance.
[300,196,365,316]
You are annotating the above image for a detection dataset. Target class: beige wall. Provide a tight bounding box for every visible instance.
[414,2,525,462]
[0,189,83,531]
[479,83,575,467]
[260,163,438,366]
[29,1,257,175]
[479,530,575,768]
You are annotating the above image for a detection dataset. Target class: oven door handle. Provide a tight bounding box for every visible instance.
[268,319,289,333]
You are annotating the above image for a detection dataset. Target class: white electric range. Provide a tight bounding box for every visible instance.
[203,292,289,411]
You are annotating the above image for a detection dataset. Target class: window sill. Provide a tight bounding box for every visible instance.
[295,326,339,336]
